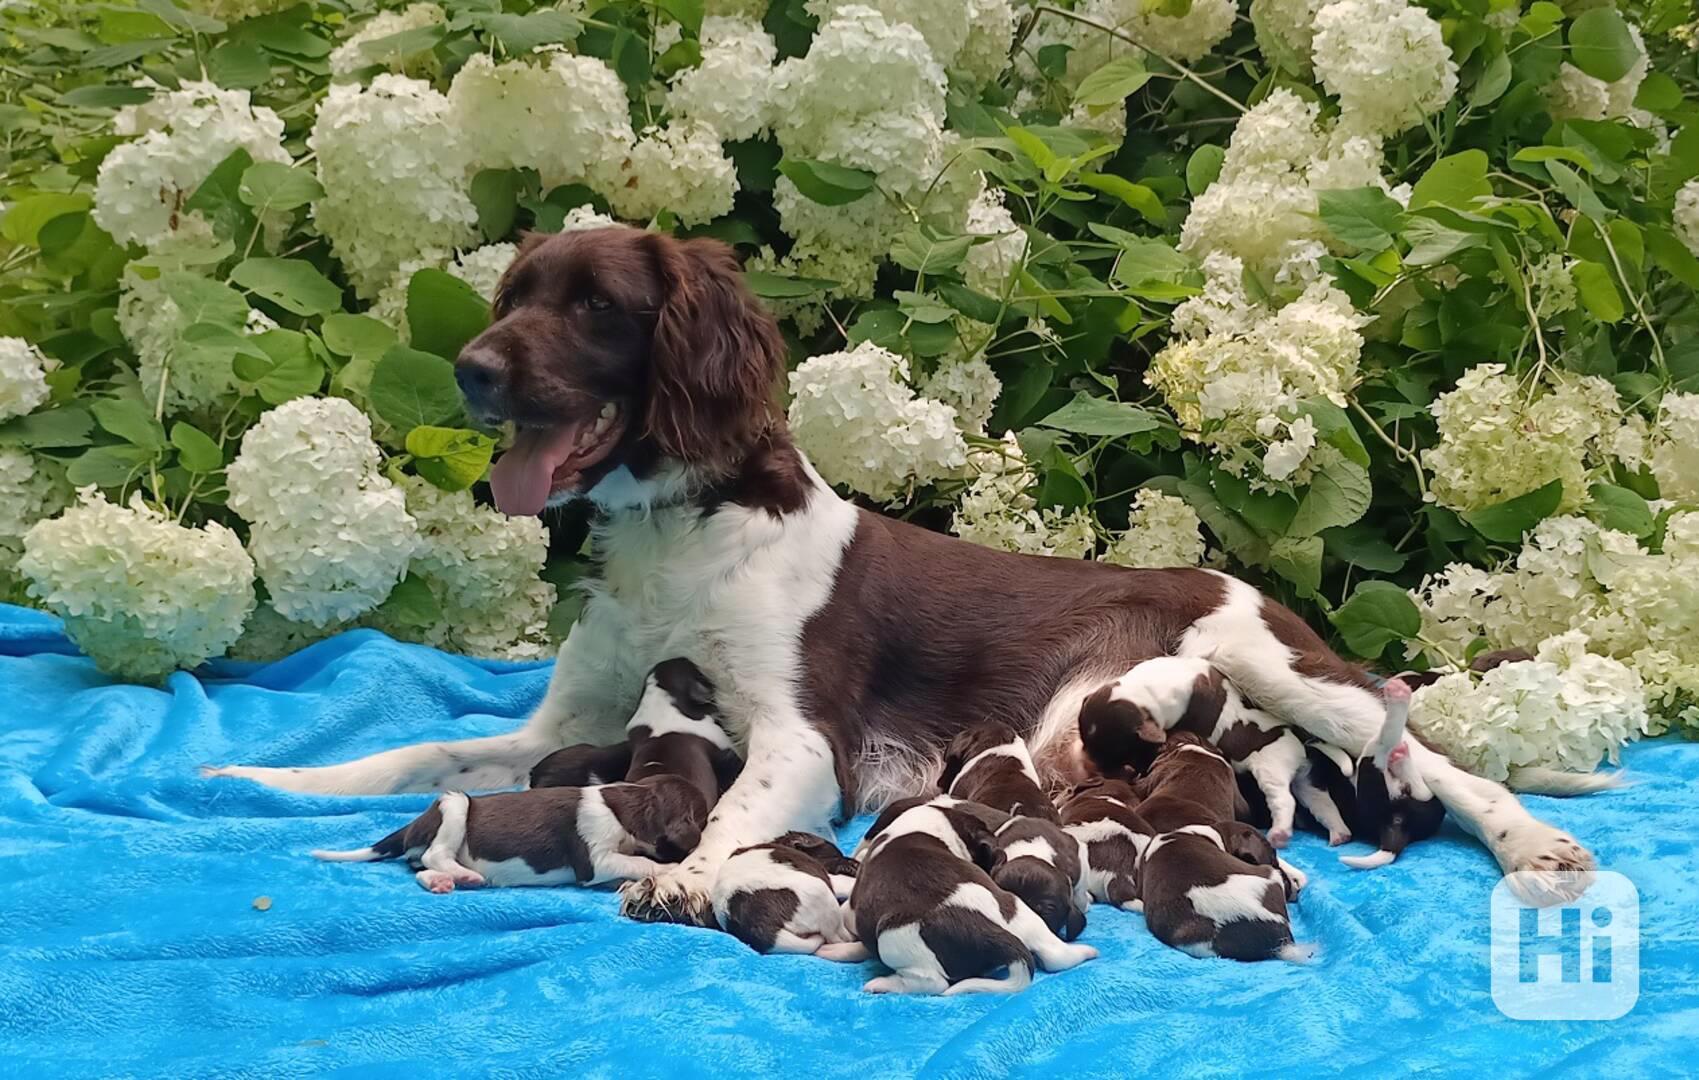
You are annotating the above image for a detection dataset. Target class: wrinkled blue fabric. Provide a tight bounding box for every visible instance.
[3,601,1696,1078]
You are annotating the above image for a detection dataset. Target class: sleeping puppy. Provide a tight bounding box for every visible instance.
[311,778,704,891]
[531,658,743,808]
[1137,823,1309,962]
[939,722,1057,821]
[713,832,859,955]
[1057,777,1153,909]
[820,800,1098,994]
[1132,732,1246,833]
[991,815,1090,941]
[854,793,1009,858]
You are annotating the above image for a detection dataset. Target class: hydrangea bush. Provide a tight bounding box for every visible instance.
[1,0,1696,775]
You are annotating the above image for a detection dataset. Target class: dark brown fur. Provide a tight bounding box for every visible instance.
[992,815,1087,940]
[940,722,1057,822]
[1137,825,1294,962]
[1134,732,1246,832]
[528,742,633,789]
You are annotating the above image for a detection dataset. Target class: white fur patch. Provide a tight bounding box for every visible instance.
[1107,656,1217,727]
[1187,873,1284,925]
[955,737,1044,791]
[1002,836,1057,866]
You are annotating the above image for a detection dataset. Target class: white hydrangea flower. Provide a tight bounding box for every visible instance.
[1079,0,1237,63]
[1544,25,1647,122]
[93,80,289,249]
[328,3,446,77]
[955,0,1016,85]
[1531,253,1578,319]
[806,0,970,69]
[921,347,1002,434]
[0,449,72,587]
[1675,179,1699,258]
[1648,392,1699,503]
[448,52,633,192]
[1409,630,1649,781]
[227,603,342,662]
[607,121,739,225]
[185,0,296,19]
[960,187,1027,297]
[771,177,898,299]
[449,242,518,303]
[391,477,557,660]
[772,6,947,137]
[226,398,417,625]
[0,337,57,421]
[1250,0,1327,73]
[1412,561,1501,662]
[117,265,289,415]
[310,75,479,297]
[1423,365,1620,514]
[951,434,1096,558]
[18,488,255,680]
[1261,413,1319,481]
[667,16,777,142]
[788,341,968,500]
[1311,0,1458,136]
[1101,489,1206,568]
[807,105,947,200]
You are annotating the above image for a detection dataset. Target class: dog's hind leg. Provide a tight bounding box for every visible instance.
[419,793,483,888]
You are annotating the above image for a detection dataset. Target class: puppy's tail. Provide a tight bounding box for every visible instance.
[1506,766,1628,796]
[943,960,1033,996]
[311,826,407,863]
[1339,848,1398,870]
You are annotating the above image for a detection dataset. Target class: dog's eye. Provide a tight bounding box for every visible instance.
[583,293,612,312]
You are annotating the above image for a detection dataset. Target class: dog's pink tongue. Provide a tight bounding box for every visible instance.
[489,426,582,517]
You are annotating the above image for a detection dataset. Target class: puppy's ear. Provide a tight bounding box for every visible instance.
[937,729,977,791]
[1134,708,1167,745]
[711,745,744,795]
[644,234,787,469]
[952,811,1004,874]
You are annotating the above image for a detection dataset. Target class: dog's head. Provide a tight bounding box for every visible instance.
[937,721,1025,791]
[458,227,787,514]
[1077,684,1167,777]
[620,776,708,863]
[994,856,1087,941]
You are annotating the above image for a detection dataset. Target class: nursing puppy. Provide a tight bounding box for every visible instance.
[821,802,1097,994]
[1137,822,1308,962]
[1057,777,1153,909]
[939,722,1056,821]
[528,740,632,789]
[311,778,703,891]
[1077,656,1230,778]
[713,832,858,954]
[991,815,1090,941]
[1133,732,1246,833]
[854,793,1008,859]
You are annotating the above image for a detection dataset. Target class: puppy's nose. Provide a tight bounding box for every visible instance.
[455,345,507,418]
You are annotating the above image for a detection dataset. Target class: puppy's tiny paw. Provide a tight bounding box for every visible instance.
[416,870,456,894]
[1327,830,1351,847]
[1268,827,1292,849]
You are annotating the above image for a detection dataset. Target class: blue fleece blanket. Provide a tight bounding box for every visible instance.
[3,602,1696,1078]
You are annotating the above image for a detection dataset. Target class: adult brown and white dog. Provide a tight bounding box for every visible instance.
[205,226,1593,918]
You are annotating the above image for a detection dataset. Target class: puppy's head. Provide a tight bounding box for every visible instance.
[1214,821,1278,869]
[625,776,707,863]
[938,721,1025,790]
[1077,684,1166,777]
[1060,776,1137,808]
[994,857,1086,941]
[459,227,787,514]
[1354,759,1446,858]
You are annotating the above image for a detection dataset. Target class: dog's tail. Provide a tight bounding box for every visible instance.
[1339,848,1398,870]
[943,959,1033,996]
[1507,766,1627,796]
[311,826,408,863]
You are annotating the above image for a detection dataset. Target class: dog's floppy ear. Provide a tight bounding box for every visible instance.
[711,745,744,795]
[951,810,1005,875]
[644,233,786,469]
[937,729,979,791]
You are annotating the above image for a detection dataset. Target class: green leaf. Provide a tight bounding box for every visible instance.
[59,84,154,109]
[184,149,257,243]
[1463,479,1563,542]
[406,425,497,491]
[1298,399,1370,468]
[1571,260,1624,322]
[136,0,224,34]
[1470,49,1513,110]
[1073,56,1151,108]
[1322,523,1407,573]
[238,162,322,212]
[744,270,838,298]
[1546,159,1609,221]
[1316,187,1405,254]
[777,157,877,206]
[889,229,976,274]
[937,282,1005,324]
[374,572,442,629]
[1036,393,1163,438]
[1408,150,1491,210]
[321,314,397,358]
[230,258,343,317]
[654,0,703,34]
[91,397,166,451]
[206,41,272,88]
[894,290,956,324]
[358,23,444,67]
[1269,535,1324,595]
[1403,216,1487,266]
[2,193,92,246]
[1289,458,1372,537]
[481,10,580,52]
[1329,580,1421,659]
[369,345,463,431]
[1586,483,1654,538]
[0,407,95,449]
[170,422,224,472]
[66,444,155,490]
[1077,174,1165,224]
[1185,144,1225,197]
[407,269,490,360]
[249,329,325,404]
[1568,7,1640,83]
[470,169,520,242]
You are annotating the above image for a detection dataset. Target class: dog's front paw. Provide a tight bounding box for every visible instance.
[620,863,716,926]
[1501,828,1595,906]
[1327,829,1351,847]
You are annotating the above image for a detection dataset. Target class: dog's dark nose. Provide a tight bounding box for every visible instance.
[455,345,507,418]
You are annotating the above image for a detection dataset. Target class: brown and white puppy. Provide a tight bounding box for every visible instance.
[819,800,1097,994]
[1057,777,1153,909]
[1136,823,1310,962]
[854,793,1009,858]
[1077,656,1232,778]
[1133,732,1246,833]
[712,831,858,954]
[311,778,704,891]
[939,722,1057,821]
[528,741,632,789]
[991,814,1089,941]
